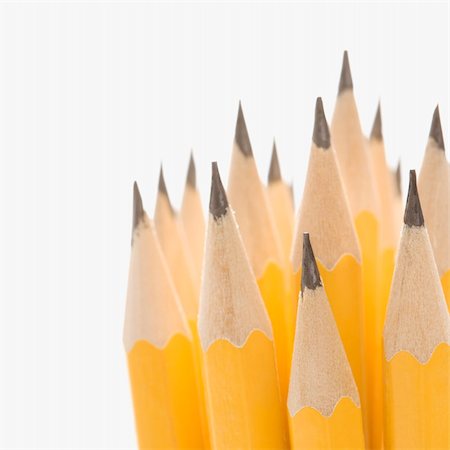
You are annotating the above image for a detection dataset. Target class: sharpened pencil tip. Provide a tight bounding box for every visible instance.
[404,170,424,227]
[395,161,402,196]
[301,233,322,295]
[158,165,174,214]
[338,50,353,95]
[158,165,168,196]
[268,140,282,183]
[210,162,229,219]
[429,105,445,151]
[234,102,253,157]
[132,181,145,242]
[313,97,331,149]
[186,152,196,188]
[370,102,383,141]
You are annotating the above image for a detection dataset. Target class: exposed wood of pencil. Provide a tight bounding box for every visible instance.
[181,152,206,287]
[331,51,381,449]
[267,140,295,262]
[383,170,450,449]
[154,166,198,321]
[369,102,399,249]
[199,163,289,449]
[124,182,205,449]
[227,102,283,277]
[154,166,210,446]
[227,102,293,403]
[288,233,364,449]
[331,51,378,219]
[418,106,450,309]
[368,105,402,441]
[291,97,363,396]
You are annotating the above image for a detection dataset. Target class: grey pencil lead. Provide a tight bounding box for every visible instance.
[132,181,145,243]
[234,101,254,157]
[429,105,445,151]
[268,140,282,183]
[186,152,196,188]
[338,50,353,95]
[313,97,331,149]
[370,101,383,141]
[158,165,174,214]
[210,162,229,220]
[158,165,168,196]
[395,161,402,196]
[301,233,322,296]
[404,170,424,227]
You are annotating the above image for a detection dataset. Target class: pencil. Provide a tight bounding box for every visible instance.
[288,233,365,450]
[331,51,381,449]
[199,162,289,449]
[369,102,399,249]
[291,97,364,396]
[154,166,198,322]
[227,103,293,402]
[180,152,206,288]
[368,104,400,420]
[383,170,450,449]
[267,140,295,262]
[418,106,450,309]
[124,182,205,449]
[154,166,210,446]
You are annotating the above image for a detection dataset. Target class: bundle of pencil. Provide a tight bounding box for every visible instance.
[123,51,449,450]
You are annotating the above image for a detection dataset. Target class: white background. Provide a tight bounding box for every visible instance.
[0,2,448,449]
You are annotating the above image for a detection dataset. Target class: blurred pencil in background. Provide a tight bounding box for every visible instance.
[418,107,450,309]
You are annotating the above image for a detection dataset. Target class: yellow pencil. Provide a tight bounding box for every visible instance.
[418,106,450,309]
[369,102,401,304]
[199,162,289,449]
[331,51,381,449]
[154,166,210,447]
[383,170,450,449]
[288,233,365,450]
[180,152,206,288]
[267,140,295,262]
[291,97,364,397]
[227,103,293,402]
[154,166,198,321]
[124,182,205,449]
